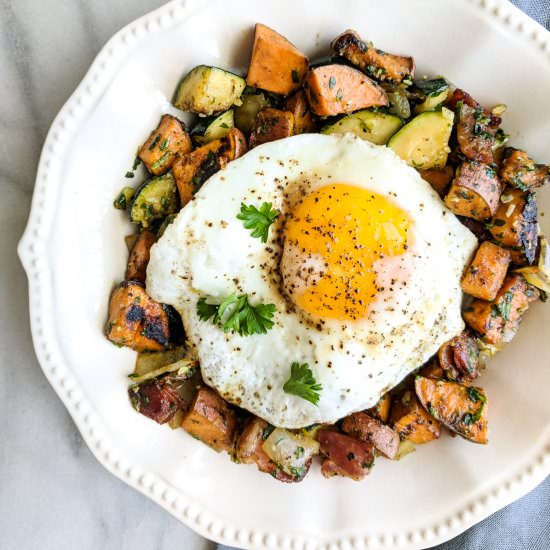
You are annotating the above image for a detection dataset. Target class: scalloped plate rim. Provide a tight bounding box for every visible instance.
[17,0,550,548]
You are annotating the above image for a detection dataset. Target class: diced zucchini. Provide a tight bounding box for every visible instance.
[113,186,135,210]
[387,87,411,119]
[262,427,319,478]
[414,78,450,114]
[234,92,271,134]
[515,237,550,292]
[129,172,179,228]
[128,358,197,384]
[388,107,454,169]
[173,65,246,116]
[321,110,403,145]
[191,110,234,145]
[134,347,187,376]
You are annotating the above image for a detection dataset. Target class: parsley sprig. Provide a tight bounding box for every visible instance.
[283,362,323,405]
[197,294,276,336]
[237,202,279,243]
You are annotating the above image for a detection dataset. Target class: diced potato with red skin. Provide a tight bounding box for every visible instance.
[181,387,238,453]
[128,378,183,424]
[246,23,309,96]
[249,108,294,148]
[461,242,511,301]
[331,29,415,84]
[106,281,169,352]
[446,88,502,128]
[488,189,538,266]
[420,165,454,198]
[390,389,441,444]
[456,103,497,164]
[500,148,550,191]
[463,274,539,345]
[342,412,399,459]
[318,429,375,481]
[444,161,502,220]
[138,114,192,175]
[304,64,388,116]
[172,139,229,207]
[438,330,480,382]
[235,417,299,482]
[284,90,316,134]
[366,392,391,423]
[415,376,489,444]
[126,230,156,283]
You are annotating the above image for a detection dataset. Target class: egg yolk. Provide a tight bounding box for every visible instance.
[282,184,412,321]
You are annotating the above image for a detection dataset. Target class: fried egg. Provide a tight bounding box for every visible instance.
[147,133,477,428]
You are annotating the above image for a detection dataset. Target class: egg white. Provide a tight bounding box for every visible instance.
[147,134,477,428]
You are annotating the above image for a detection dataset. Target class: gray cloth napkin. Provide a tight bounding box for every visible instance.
[218,1,550,548]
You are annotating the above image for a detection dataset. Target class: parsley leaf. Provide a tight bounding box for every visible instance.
[196,294,276,336]
[237,202,279,243]
[283,362,323,405]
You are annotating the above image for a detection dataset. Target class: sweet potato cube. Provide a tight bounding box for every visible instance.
[304,64,388,116]
[246,23,308,95]
[126,230,156,283]
[463,274,539,346]
[138,114,192,175]
[106,281,169,352]
[415,376,489,444]
[461,241,511,300]
[390,389,441,444]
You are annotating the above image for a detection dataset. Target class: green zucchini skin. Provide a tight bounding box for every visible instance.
[191,110,234,145]
[321,110,403,145]
[129,172,179,228]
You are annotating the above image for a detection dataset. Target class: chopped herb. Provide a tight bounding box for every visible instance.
[428,405,438,418]
[219,123,229,129]
[289,466,307,478]
[148,134,161,151]
[492,219,506,227]
[237,202,279,243]
[196,294,276,336]
[497,291,514,321]
[336,89,343,101]
[294,446,305,459]
[466,386,486,404]
[458,191,472,200]
[160,138,170,150]
[151,152,169,171]
[125,171,134,178]
[291,69,300,84]
[512,174,529,191]
[132,156,141,171]
[283,362,323,405]
[540,289,548,303]
[347,452,355,461]
[328,76,337,90]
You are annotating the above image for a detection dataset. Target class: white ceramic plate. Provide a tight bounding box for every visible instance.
[18,0,550,548]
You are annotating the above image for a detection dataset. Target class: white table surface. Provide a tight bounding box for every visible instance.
[1,2,548,550]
